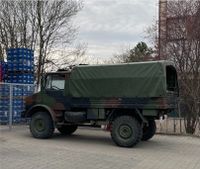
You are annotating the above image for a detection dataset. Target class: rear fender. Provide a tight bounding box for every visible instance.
[108,109,148,124]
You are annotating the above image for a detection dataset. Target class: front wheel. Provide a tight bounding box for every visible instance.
[57,125,78,135]
[111,116,142,147]
[142,120,156,141]
[30,112,55,139]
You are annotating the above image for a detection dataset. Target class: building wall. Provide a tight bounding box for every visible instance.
[158,0,197,59]
[158,0,167,59]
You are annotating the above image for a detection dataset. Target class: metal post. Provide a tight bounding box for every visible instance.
[173,118,176,133]
[9,84,13,130]
[178,100,182,133]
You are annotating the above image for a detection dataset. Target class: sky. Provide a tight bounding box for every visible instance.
[74,0,158,62]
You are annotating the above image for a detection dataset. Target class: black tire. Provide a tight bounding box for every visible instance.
[30,112,55,139]
[57,125,78,135]
[111,116,142,147]
[142,120,156,141]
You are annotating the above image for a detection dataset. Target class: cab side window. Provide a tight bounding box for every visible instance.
[45,74,65,90]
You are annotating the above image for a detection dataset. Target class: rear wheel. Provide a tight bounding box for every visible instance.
[111,115,142,147]
[30,112,55,139]
[57,125,78,135]
[142,120,156,141]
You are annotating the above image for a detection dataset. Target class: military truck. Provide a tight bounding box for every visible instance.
[22,61,178,147]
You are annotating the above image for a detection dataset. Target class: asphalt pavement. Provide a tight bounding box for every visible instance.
[0,125,200,169]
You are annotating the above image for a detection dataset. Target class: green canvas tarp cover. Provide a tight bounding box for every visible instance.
[67,61,173,98]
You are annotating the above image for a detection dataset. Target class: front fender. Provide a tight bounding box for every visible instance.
[25,104,56,121]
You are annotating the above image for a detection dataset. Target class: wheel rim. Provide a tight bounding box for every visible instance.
[34,119,45,132]
[119,124,132,139]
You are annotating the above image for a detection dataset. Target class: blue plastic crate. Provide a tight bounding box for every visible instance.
[0,117,8,123]
[0,88,9,96]
[0,110,9,123]
[6,48,34,75]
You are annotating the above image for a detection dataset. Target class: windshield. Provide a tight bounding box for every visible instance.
[45,74,65,90]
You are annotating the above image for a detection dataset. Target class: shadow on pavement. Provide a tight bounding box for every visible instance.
[19,126,170,148]
[52,132,114,146]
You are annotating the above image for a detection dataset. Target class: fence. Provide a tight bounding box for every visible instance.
[156,97,200,136]
[0,82,35,130]
[156,118,200,137]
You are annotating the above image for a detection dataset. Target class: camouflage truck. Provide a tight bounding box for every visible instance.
[22,61,178,147]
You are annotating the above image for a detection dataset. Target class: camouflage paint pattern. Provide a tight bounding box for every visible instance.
[23,91,177,122]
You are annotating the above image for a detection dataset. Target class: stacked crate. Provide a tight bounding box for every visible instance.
[0,84,9,124]
[0,61,2,82]
[6,48,34,84]
[0,48,34,124]
[0,61,7,82]
[7,48,34,123]
[12,86,25,123]
[0,61,7,123]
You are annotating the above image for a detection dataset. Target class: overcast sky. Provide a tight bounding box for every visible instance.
[74,0,158,61]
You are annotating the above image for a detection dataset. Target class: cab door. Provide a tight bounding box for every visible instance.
[45,73,65,98]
